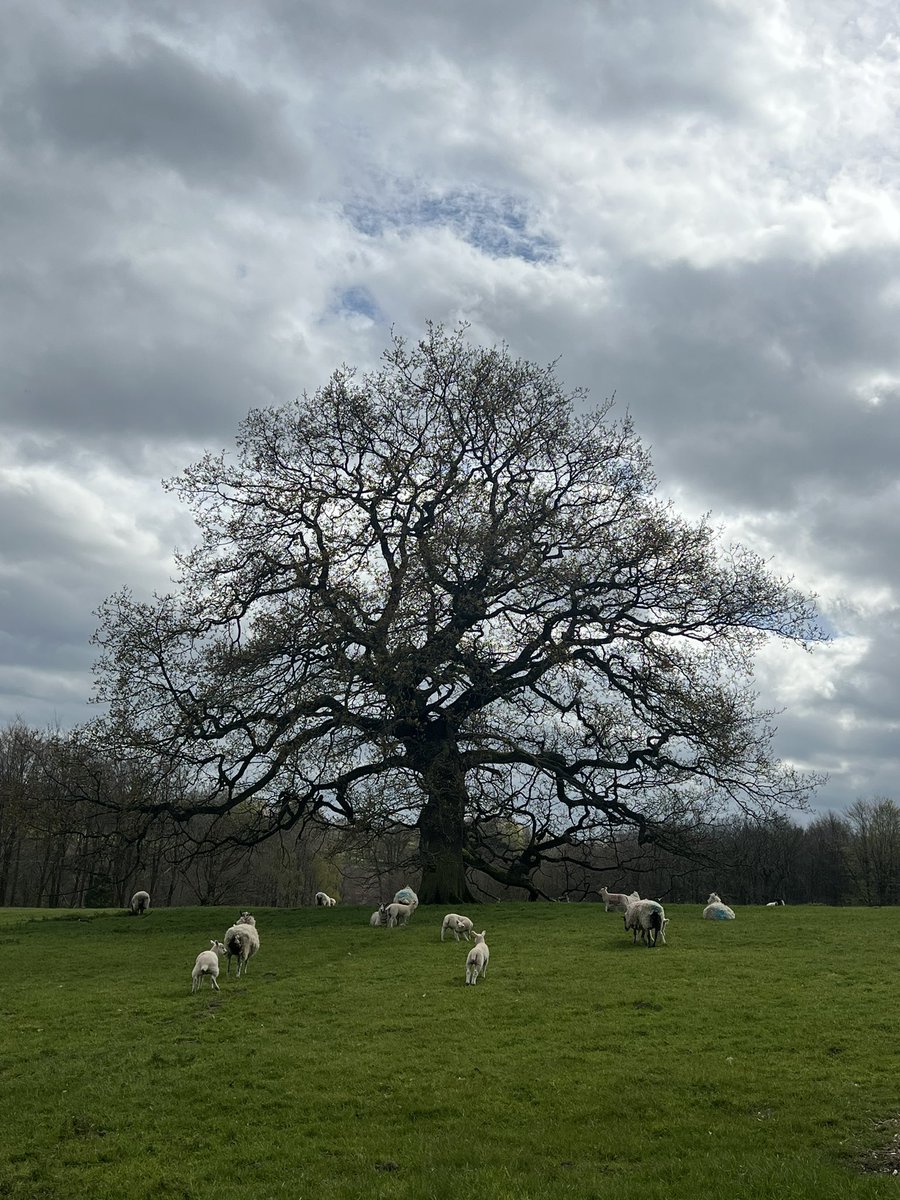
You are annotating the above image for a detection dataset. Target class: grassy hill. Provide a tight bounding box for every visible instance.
[0,902,896,1199]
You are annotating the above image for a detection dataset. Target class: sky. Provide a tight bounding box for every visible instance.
[1,0,898,817]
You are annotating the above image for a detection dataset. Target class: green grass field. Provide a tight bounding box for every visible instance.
[0,902,896,1199]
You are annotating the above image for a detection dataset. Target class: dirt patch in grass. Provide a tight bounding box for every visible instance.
[858,1115,900,1175]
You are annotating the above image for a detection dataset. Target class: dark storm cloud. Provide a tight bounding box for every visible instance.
[29,36,304,191]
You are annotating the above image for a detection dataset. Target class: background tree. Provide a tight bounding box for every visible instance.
[91,324,821,902]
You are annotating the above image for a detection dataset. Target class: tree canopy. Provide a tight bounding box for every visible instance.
[91,324,822,901]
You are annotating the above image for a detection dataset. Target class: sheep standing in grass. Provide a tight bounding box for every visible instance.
[440,913,474,942]
[393,886,418,912]
[191,941,226,993]
[224,922,260,976]
[128,890,150,916]
[237,911,256,926]
[624,898,666,947]
[599,887,640,913]
[315,892,337,907]
[386,901,413,928]
[465,931,489,985]
[703,893,736,920]
[370,904,388,927]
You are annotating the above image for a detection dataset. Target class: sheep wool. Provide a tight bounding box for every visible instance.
[465,931,490,985]
[191,941,226,993]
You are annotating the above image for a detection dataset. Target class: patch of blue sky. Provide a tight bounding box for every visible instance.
[332,286,381,323]
[345,186,557,265]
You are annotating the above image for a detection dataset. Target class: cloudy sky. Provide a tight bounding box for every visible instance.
[2,0,898,816]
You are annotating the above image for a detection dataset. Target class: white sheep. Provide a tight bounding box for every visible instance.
[315,892,337,907]
[599,886,641,913]
[191,941,226,993]
[224,922,260,976]
[465,931,489,985]
[623,898,667,947]
[386,901,413,928]
[370,903,388,927]
[765,899,785,907]
[703,892,736,920]
[392,886,419,911]
[128,890,151,916]
[237,911,256,926]
[440,913,474,942]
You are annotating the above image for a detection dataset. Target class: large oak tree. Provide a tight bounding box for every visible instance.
[91,325,820,902]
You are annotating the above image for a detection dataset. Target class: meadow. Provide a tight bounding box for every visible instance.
[0,901,896,1200]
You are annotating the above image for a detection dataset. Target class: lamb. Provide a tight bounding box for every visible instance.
[440,913,474,942]
[128,890,150,916]
[191,941,226,993]
[464,931,490,985]
[703,892,736,920]
[766,899,785,907]
[599,886,640,913]
[237,911,256,926]
[392,886,419,911]
[224,922,260,976]
[386,901,414,928]
[370,903,388,927]
[315,892,337,907]
[623,898,666,947]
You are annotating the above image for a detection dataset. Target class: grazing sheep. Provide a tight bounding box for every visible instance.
[128,890,151,916]
[392,886,419,911]
[465,931,489,985]
[703,893,736,920]
[386,901,413,928]
[191,941,226,993]
[440,913,474,942]
[224,922,260,976]
[624,898,666,948]
[370,904,388,927]
[315,892,337,907]
[237,911,256,926]
[600,886,641,913]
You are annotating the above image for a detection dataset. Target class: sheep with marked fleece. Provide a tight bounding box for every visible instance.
[703,892,736,920]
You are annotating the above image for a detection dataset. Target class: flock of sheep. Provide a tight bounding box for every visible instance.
[122,879,774,992]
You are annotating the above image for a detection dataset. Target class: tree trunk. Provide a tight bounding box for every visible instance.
[413,732,474,905]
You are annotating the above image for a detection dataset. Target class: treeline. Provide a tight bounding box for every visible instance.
[0,723,897,908]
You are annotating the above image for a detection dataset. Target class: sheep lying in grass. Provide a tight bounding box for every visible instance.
[440,913,474,942]
[128,890,151,916]
[393,886,419,911]
[191,941,226,993]
[624,898,666,948]
[465,931,489,985]
[703,893,736,920]
[370,904,388,927]
[600,886,640,913]
[224,922,260,976]
[766,899,785,907]
[315,892,337,907]
[386,901,413,928]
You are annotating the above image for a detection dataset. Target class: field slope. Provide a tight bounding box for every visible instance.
[0,902,896,1199]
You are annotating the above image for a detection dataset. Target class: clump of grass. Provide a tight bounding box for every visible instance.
[0,903,895,1199]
